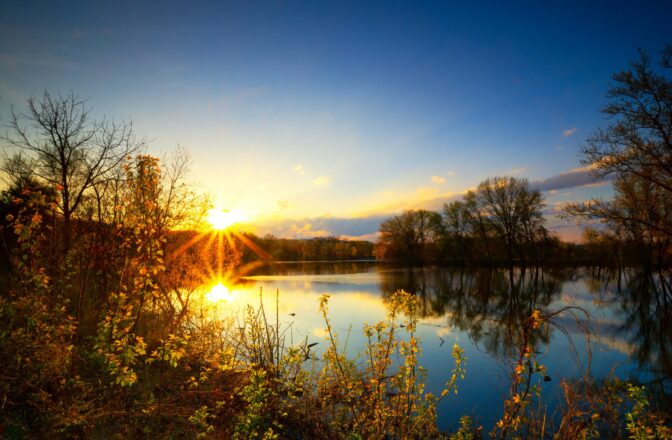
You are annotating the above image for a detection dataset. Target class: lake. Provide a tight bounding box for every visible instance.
[203,262,671,431]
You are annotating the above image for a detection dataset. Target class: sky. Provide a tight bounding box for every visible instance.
[1,1,671,241]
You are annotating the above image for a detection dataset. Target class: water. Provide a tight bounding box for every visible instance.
[205,262,672,431]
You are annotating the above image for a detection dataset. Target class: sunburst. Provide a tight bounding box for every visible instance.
[207,208,247,231]
[167,207,271,303]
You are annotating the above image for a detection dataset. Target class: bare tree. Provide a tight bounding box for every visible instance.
[567,45,672,264]
[476,176,545,262]
[581,46,672,194]
[155,146,211,232]
[2,91,145,249]
[375,209,440,264]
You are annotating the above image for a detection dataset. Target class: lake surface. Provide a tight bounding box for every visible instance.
[205,262,672,431]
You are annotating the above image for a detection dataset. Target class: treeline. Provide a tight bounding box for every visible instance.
[239,234,374,262]
[373,178,666,268]
[374,176,555,266]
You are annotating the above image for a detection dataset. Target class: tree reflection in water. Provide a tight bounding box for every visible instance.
[586,268,672,392]
[378,265,672,388]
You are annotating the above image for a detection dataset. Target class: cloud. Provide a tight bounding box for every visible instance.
[256,215,388,239]
[288,223,331,237]
[415,187,439,198]
[508,167,526,175]
[292,164,305,175]
[563,127,577,137]
[530,166,613,192]
[431,175,446,184]
[448,171,454,176]
[312,176,331,187]
[253,165,615,242]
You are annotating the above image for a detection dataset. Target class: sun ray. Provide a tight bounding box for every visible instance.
[234,232,273,260]
[171,231,208,259]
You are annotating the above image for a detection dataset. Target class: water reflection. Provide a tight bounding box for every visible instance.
[204,263,671,427]
[205,282,239,303]
[584,268,672,387]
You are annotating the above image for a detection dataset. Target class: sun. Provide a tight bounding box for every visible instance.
[205,282,238,303]
[207,208,248,231]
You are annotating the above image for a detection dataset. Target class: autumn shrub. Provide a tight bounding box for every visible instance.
[0,184,80,436]
[308,290,466,440]
[490,307,672,440]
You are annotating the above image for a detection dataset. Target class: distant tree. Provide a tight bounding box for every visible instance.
[475,176,546,262]
[435,200,472,261]
[462,190,495,261]
[375,209,440,264]
[1,91,145,249]
[566,45,672,264]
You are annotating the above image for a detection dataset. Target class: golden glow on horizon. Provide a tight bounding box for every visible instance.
[205,282,238,303]
[207,208,248,230]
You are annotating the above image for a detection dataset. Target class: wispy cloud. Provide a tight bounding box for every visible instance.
[292,164,306,175]
[415,186,439,198]
[312,176,331,187]
[530,166,612,192]
[256,215,387,239]
[288,223,331,237]
[508,167,526,175]
[431,175,446,184]
[563,127,577,137]
[256,165,615,242]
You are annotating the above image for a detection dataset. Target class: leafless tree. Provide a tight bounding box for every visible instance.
[581,45,672,194]
[476,176,545,262]
[375,209,440,264]
[2,91,145,249]
[566,45,672,264]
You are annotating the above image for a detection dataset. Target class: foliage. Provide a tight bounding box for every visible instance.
[450,416,476,440]
[0,89,670,437]
[314,290,466,439]
[233,369,281,440]
[95,155,165,387]
[0,182,79,435]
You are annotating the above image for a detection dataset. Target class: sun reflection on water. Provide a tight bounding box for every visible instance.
[205,282,238,303]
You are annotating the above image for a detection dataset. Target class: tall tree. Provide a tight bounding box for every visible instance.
[2,91,145,249]
[476,176,545,262]
[375,209,440,264]
[566,45,672,263]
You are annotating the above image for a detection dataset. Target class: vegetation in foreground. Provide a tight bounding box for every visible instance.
[0,164,670,438]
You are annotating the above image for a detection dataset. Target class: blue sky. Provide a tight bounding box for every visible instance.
[1,1,670,240]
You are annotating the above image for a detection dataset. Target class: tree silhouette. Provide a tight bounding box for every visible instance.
[567,45,672,265]
[2,91,144,249]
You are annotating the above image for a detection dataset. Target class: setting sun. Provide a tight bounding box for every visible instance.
[207,208,248,231]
